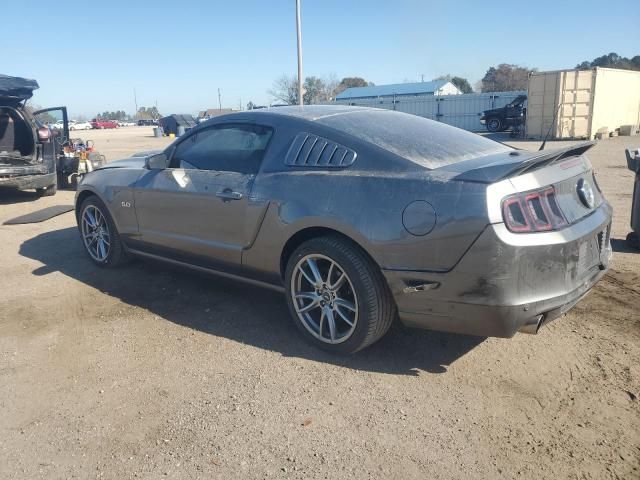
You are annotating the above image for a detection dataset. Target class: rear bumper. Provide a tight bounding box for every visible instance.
[383,202,613,338]
[0,172,56,190]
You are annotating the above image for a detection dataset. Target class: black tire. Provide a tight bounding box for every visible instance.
[627,232,640,250]
[36,183,57,197]
[284,235,396,354]
[486,117,503,132]
[78,195,129,267]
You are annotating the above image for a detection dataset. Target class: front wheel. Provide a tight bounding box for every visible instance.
[627,232,640,250]
[486,117,503,132]
[36,183,57,197]
[79,196,128,267]
[285,235,396,353]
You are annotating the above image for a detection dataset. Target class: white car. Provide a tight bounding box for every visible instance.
[69,121,92,131]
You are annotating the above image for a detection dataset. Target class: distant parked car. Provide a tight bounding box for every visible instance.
[91,119,118,129]
[70,121,92,131]
[137,119,157,126]
[75,105,612,353]
[480,95,527,132]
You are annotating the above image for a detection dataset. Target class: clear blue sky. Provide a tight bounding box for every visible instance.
[5,0,639,118]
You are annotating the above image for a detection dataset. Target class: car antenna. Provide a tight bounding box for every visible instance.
[539,103,562,151]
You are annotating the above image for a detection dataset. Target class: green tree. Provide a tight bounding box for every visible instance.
[136,106,161,120]
[576,52,640,71]
[334,77,372,95]
[303,76,326,104]
[481,64,534,92]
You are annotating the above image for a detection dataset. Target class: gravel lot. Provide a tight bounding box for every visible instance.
[0,126,638,479]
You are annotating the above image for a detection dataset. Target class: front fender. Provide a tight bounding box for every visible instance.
[76,168,144,237]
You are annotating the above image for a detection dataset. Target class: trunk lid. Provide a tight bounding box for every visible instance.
[0,75,39,106]
[441,141,596,184]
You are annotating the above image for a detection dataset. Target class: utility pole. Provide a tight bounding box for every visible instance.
[218,88,222,110]
[421,74,424,83]
[133,88,138,119]
[295,0,303,106]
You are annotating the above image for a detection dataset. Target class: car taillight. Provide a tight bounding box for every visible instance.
[501,187,567,233]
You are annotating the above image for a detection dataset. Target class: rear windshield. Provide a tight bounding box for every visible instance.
[317,109,511,169]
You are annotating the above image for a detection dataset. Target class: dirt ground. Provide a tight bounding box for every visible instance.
[0,126,638,480]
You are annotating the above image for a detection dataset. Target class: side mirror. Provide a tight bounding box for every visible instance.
[145,153,168,170]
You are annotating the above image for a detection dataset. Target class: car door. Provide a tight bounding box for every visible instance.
[132,123,273,272]
[33,106,69,177]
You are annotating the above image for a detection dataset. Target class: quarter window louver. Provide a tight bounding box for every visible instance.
[285,133,356,168]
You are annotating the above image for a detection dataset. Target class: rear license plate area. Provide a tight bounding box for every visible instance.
[577,223,611,277]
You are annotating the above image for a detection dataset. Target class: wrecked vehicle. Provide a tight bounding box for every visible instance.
[0,74,70,196]
[75,106,612,353]
[480,94,527,133]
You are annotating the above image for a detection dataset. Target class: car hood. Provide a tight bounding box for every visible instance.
[93,150,162,171]
[96,157,147,170]
[481,107,504,116]
[0,74,39,105]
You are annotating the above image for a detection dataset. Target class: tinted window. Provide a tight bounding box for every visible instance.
[316,110,511,169]
[172,124,273,174]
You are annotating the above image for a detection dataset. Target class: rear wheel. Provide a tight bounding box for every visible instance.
[285,235,396,353]
[79,196,128,267]
[36,183,57,197]
[486,117,503,132]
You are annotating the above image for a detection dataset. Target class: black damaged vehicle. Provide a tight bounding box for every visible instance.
[0,74,69,197]
[480,95,527,133]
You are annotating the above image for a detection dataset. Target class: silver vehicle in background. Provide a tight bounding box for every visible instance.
[75,106,612,353]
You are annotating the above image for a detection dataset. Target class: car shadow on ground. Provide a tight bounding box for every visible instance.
[19,226,485,376]
[0,189,43,205]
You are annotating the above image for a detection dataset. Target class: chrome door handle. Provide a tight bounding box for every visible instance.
[216,189,243,201]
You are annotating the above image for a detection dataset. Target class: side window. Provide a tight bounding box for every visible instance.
[171,124,273,174]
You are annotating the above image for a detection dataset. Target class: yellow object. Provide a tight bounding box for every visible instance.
[169,133,175,139]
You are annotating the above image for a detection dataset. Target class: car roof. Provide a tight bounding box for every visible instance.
[236,105,379,122]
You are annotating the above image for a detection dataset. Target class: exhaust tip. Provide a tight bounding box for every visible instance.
[519,315,544,335]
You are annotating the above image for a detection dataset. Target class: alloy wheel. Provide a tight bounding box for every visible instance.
[81,205,111,262]
[290,254,358,344]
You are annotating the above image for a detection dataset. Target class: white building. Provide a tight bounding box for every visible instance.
[335,80,462,102]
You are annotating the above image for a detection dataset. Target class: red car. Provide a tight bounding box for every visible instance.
[90,119,118,129]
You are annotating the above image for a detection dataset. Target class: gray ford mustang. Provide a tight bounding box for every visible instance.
[75,106,612,353]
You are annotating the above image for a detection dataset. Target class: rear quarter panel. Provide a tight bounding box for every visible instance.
[243,168,490,281]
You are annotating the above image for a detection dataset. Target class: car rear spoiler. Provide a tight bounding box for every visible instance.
[449,141,596,183]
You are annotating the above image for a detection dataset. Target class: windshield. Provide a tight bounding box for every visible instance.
[317,109,511,169]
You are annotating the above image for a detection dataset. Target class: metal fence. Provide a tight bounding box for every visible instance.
[335,91,526,132]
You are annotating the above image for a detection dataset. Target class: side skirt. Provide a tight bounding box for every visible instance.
[126,247,286,294]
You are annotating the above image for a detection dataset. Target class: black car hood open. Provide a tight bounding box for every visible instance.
[0,74,39,105]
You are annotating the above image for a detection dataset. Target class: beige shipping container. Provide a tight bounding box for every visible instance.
[526,67,640,139]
